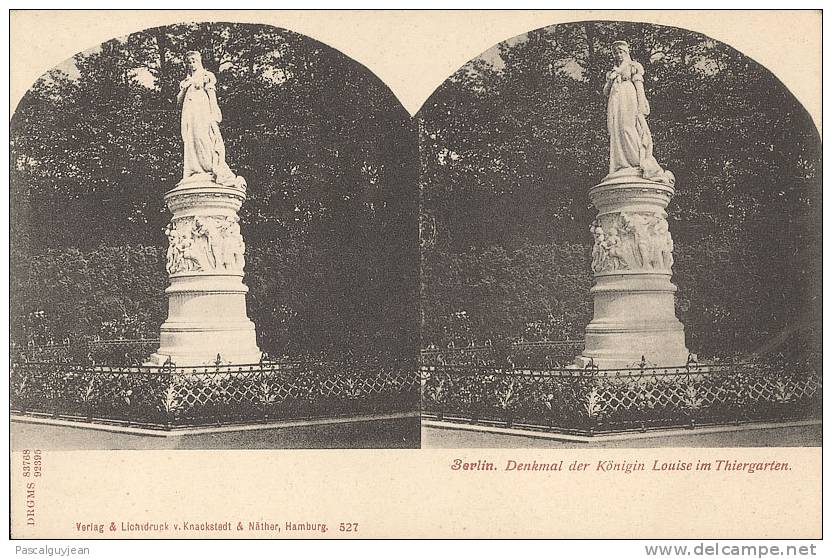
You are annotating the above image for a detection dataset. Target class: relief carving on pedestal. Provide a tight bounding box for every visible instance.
[165,216,246,275]
[590,212,674,274]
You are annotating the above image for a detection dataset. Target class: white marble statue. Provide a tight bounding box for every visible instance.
[164,216,246,275]
[621,212,653,269]
[590,212,678,274]
[653,218,674,270]
[165,221,200,274]
[604,40,674,185]
[191,217,218,270]
[225,220,246,271]
[177,51,246,189]
[603,226,626,271]
[590,221,607,273]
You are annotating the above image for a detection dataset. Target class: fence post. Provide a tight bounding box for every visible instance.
[86,367,93,422]
[472,369,484,425]
[733,363,743,426]
[51,365,60,419]
[165,369,174,430]
[437,371,445,421]
[261,363,269,423]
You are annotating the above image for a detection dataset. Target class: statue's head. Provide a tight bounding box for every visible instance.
[611,40,630,64]
[185,51,203,72]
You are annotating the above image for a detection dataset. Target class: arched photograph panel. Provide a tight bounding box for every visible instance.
[10,21,420,449]
[418,20,821,448]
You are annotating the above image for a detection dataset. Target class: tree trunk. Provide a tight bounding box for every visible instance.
[154,28,171,103]
[583,23,599,92]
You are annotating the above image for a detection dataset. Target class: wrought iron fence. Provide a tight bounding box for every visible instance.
[420,360,821,434]
[10,359,418,429]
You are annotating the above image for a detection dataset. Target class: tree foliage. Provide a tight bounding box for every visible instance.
[418,21,821,357]
[11,22,418,360]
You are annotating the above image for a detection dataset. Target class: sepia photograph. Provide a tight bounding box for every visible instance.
[419,19,821,448]
[8,9,823,542]
[10,20,420,450]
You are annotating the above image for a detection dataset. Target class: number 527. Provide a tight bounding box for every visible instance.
[339,522,358,533]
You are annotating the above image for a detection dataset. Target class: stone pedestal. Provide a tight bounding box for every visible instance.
[147,175,261,366]
[575,174,689,369]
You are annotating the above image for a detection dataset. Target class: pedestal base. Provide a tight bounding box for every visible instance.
[147,178,261,366]
[575,177,690,369]
[146,275,262,366]
[575,330,689,369]
[147,321,261,366]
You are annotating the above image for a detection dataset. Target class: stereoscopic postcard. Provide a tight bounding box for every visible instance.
[8,9,822,540]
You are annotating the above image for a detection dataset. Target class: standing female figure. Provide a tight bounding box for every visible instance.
[604,41,673,185]
[178,51,246,189]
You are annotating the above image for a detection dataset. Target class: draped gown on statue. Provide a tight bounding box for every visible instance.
[605,60,669,183]
[179,69,242,188]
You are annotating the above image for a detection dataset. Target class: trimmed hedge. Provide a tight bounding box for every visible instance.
[421,239,821,360]
[10,243,417,361]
